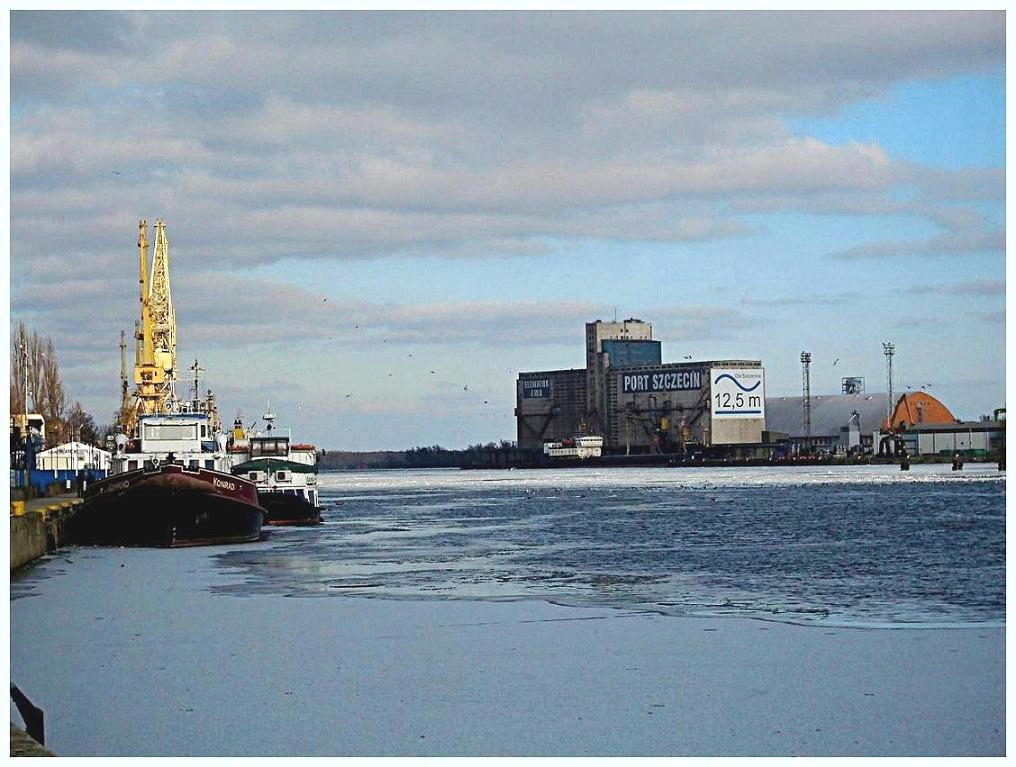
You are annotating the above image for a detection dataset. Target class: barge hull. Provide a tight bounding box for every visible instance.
[69,466,265,547]
[259,491,322,526]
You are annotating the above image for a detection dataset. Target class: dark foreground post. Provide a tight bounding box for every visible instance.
[10,683,45,746]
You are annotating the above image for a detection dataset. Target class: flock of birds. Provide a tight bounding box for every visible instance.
[324,313,508,415]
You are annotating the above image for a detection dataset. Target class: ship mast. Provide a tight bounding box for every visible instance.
[118,329,132,432]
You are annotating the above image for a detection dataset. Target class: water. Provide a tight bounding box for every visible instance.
[10,463,1005,756]
[212,463,1005,627]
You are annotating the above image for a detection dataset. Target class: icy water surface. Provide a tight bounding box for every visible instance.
[212,463,1005,626]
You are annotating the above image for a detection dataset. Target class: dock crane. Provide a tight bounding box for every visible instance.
[123,219,179,434]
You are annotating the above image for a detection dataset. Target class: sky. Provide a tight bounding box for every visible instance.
[8,10,1006,450]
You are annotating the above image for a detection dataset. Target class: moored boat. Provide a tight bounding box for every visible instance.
[69,411,266,547]
[229,407,322,526]
[70,219,268,547]
[71,462,263,547]
[543,434,604,459]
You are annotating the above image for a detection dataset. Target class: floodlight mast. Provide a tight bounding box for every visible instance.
[883,342,896,427]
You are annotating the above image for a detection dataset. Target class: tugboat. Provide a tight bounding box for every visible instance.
[229,406,322,526]
[69,411,265,547]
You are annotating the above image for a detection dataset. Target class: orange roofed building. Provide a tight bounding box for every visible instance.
[883,392,958,432]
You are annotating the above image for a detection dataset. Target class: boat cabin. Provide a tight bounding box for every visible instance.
[116,413,229,473]
[250,434,290,459]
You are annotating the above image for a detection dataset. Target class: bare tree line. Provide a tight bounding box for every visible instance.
[10,321,101,446]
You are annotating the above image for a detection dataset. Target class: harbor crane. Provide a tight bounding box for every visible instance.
[122,219,179,434]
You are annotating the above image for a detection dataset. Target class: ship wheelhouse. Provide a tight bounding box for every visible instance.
[116,412,230,473]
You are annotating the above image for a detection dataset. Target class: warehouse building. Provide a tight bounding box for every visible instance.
[516,319,766,453]
[766,391,1005,457]
[765,393,892,455]
[893,420,1003,457]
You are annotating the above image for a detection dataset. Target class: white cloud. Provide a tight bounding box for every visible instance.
[9,11,1005,446]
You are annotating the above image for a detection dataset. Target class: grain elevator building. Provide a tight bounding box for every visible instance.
[516,319,766,453]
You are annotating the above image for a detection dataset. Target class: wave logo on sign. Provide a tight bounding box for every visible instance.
[712,373,761,393]
[711,368,765,419]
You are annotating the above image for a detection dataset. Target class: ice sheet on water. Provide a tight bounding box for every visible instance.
[209,464,1007,627]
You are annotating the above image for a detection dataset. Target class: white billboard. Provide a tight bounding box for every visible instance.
[710,367,765,420]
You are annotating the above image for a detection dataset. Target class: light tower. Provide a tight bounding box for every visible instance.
[800,351,812,437]
[883,342,896,427]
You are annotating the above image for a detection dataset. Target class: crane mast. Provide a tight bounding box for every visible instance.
[131,219,177,424]
[149,219,177,399]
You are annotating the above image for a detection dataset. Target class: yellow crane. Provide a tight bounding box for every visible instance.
[124,219,178,434]
[148,220,177,389]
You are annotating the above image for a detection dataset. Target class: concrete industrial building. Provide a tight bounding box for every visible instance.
[517,319,766,453]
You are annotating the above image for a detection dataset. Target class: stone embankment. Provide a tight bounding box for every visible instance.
[10,495,80,572]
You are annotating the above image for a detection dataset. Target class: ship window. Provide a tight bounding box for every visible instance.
[277,471,288,481]
[128,460,139,470]
[251,439,287,457]
[143,423,198,441]
[205,460,214,469]
[189,460,198,468]
[200,425,207,438]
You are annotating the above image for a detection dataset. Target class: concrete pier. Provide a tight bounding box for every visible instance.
[10,495,80,571]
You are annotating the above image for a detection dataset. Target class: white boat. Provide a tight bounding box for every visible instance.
[543,435,604,459]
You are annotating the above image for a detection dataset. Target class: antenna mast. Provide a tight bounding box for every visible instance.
[188,359,204,410]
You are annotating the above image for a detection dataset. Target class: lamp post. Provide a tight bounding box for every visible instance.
[20,341,30,488]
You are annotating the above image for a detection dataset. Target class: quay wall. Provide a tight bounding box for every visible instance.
[11,512,47,571]
[10,498,80,572]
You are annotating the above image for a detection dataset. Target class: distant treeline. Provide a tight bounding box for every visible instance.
[318,440,532,470]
